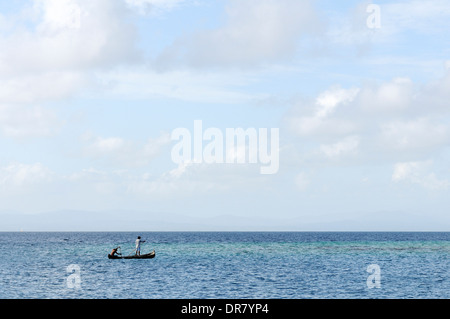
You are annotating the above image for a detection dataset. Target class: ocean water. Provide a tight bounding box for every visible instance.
[0,232,448,299]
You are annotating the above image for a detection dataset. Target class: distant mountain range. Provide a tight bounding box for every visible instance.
[1,210,449,231]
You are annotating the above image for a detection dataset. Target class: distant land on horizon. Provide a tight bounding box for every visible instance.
[1,210,449,232]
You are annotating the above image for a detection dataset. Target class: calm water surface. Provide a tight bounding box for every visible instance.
[0,232,448,299]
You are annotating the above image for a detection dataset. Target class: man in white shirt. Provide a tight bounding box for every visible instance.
[135,236,146,256]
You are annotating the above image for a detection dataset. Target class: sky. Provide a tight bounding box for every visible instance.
[0,0,449,231]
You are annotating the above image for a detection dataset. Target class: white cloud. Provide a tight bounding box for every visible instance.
[382,0,450,35]
[315,86,360,118]
[295,172,310,191]
[125,0,187,15]
[380,118,448,152]
[82,132,171,167]
[328,0,450,48]
[326,1,381,47]
[0,163,53,190]
[356,77,414,113]
[126,165,219,198]
[320,136,360,158]
[0,72,87,104]
[0,71,77,139]
[37,0,83,31]
[89,136,126,154]
[287,86,360,138]
[154,0,322,69]
[419,66,450,112]
[0,0,139,75]
[0,104,61,138]
[289,116,358,138]
[168,161,191,179]
[392,160,449,190]
[286,66,450,164]
[98,68,266,104]
[65,167,125,195]
[126,160,267,199]
[445,60,450,70]
[0,0,141,140]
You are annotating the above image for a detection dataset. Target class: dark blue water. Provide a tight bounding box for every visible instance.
[0,232,448,299]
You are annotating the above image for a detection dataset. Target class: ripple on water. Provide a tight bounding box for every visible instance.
[0,232,448,299]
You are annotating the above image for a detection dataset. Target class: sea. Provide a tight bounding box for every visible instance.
[0,232,448,299]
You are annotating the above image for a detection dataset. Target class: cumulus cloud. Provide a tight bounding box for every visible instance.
[0,162,53,190]
[392,160,449,190]
[154,0,322,69]
[127,166,218,198]
[320,136,360,158]
[0,0,142,140]
[419,65,450,112]
[356,77,414,113]
[287,86,360,138]
[125,0,187,15]
[315,86,360,118]
[0,104,61,138]
[0,0,139,75]
[328,0,450,49]
[286,65,450,163]
[0,72,87,105]
[379,118,448,153]
[82,132,171,167]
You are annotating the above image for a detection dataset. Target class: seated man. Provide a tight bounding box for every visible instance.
[110,247,121,257]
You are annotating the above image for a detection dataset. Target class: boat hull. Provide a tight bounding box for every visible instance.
[108,250,155,259]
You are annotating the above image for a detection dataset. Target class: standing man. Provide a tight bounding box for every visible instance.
[135,236,146,256]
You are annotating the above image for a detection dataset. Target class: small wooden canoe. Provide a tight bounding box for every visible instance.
[108,250,155,259]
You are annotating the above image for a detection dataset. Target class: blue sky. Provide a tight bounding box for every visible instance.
[0,0,449,230]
